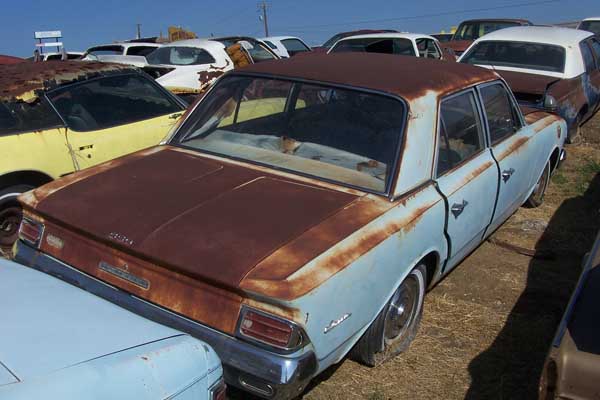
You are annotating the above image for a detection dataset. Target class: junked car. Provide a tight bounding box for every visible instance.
[0,257,225,399]
[0,61,185,252]
[82,41,161,67]
[14,53,565,399]
[578,17,600,36]
[144,37,279,102]
[328,32,454,60]
[539,230,600,399]
[459,26,600,142]
[431,33,454,43]
[444,18,532,56]
[312,29,398,52]
[260,36,312,58]
[0,55,23,65]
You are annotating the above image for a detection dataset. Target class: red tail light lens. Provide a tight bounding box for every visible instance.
[209,379,227,400]
[238,307,303,351]
[18,217,44,247]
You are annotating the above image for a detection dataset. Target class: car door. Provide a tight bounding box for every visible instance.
[47,73,184,170]
[586,38,600,113]
[435,89,498,271]
[480,82,537,234]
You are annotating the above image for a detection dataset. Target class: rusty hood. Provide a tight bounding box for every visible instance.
[23,146,362,290]
[496,70,560,96]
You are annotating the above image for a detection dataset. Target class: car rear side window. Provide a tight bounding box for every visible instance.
[480,83,521,144]
[0,98,63,136]
[437,91,484,176]
[47,74,182,132]
[591,39,600,68]
[126,46,158,56]
[416,38,441,59]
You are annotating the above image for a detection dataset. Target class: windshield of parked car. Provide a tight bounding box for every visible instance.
[579,20,600,36]
[47,73,183,132]
[281,39,311,55]
[0,98,64,136]
[173,76,405,193]
[330,38,416,56]
[453,21,522,41]
[461,41,566,73]
[86,45,124,56]
[146,46,216,65]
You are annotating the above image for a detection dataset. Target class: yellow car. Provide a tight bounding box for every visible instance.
[0,61,185,252]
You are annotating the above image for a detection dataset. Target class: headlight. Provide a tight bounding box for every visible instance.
[237,306,305,351]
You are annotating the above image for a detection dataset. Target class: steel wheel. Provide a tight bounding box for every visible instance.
[383,274,420,345]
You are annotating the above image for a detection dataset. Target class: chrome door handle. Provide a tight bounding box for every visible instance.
[502,168,515,183]
[451,200,468,218]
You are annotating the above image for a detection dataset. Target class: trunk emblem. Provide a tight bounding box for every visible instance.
[108,232,134,246]
[99,261,149,290]
[46,234,64,250]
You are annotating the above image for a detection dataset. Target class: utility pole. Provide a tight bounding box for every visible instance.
[136,23,142,39]
[258,1,269,37]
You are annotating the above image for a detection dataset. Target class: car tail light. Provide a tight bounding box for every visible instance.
[18,217,44,247]
[209,379,227,400]
[237,307,304,351]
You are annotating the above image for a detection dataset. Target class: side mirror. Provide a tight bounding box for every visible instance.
[543,95,559,111]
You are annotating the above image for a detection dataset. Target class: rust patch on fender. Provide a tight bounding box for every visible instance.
[241,193,440,301]
[497,137,529,162]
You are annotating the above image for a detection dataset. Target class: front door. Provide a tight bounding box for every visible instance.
[434,89,498,271]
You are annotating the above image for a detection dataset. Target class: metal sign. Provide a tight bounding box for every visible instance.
[35,42,64,48]
[34,31,62,39]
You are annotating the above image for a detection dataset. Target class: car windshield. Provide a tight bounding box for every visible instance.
[322,34,345,48]
[146,46,216,65]
[579,20,600,35]
[330,38,416,56]
[47,73,182,132]
[173,76,405,193]
[461,41,566,73]
[453,21,521,41]
[86,45,124,56]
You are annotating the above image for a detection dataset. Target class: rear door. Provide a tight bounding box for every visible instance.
[480,82,536,234]
[435,89,498,271]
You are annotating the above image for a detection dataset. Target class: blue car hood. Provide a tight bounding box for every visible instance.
[0,259,181,384]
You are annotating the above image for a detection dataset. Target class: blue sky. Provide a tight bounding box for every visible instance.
[2,0,598,57]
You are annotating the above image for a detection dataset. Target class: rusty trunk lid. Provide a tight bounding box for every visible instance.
[27,146,360,291]
[496,70,560,96]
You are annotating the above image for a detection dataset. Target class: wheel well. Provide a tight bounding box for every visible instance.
[549,148,560,172]
[0,170,54,191]
[420,252,439,289]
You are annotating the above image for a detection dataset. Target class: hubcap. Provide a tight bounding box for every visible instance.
[384,275,419,343]
[0,205,22,247]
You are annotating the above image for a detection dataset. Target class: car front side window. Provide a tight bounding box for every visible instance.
[436,91,485,176]
[480,83,521,144]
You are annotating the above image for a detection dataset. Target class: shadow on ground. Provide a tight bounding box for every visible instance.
[466,172,600,399]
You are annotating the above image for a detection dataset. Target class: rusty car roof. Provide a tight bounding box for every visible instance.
[236,53,499,100]
[0,60,138,103]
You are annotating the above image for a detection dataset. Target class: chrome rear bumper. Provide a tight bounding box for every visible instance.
[14,241,317,399]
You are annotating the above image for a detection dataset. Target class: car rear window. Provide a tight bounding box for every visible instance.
[461,41,566,73]
[281,39,310,53]
[453,21,522,41]
[47,73,182,132]
[146,46,216,65]
[330,38,416,56]
[173,76,406,193]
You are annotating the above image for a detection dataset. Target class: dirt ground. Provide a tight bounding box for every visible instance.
[291,114,600,400]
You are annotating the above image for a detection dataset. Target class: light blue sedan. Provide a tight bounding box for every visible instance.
[0,258,225,399]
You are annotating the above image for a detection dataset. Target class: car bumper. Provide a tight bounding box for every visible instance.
[14,241,318,400]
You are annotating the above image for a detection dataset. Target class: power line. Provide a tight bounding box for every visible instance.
[271,0,561,31]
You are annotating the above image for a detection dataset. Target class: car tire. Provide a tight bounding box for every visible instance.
[0,184,34,253]
[350,264,427,367]
[525,161,550,208]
